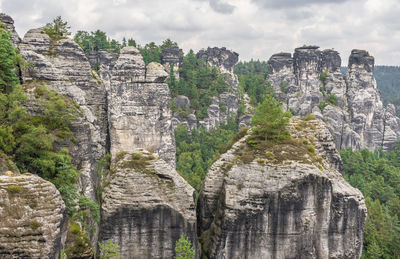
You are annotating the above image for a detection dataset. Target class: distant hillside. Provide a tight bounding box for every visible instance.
[374,66,400,100]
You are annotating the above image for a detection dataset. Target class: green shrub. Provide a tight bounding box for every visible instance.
[318,101,328,111]
[42,16,71,40]
[99,240,120,259]
[30,221,42,230]
[320,70,328,85]
[174,233,195,259]
[302,113,316,121]
[280,81,288,94]
[247,95,291,146]
[327,94,337,105]
[6,185,22,194]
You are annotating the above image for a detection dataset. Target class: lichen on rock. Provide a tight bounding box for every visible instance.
[197,118,366,259]
[99,149,198,258]
[0,173,67,258]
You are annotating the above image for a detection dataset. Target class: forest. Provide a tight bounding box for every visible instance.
[1,15,400,258]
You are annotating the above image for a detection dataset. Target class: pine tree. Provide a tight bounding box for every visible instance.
[247,94,291,146]
[174,233,195,259]
[43,16,71,40]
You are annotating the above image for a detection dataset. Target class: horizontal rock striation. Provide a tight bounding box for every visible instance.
[18,27,108,201]
[197,119,366,258]
[267,46,400,151]
[99,150,197,258]
[0,172,67,258]
[108,47,176,168]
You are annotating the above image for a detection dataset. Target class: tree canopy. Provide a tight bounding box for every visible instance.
[43,16,71,40]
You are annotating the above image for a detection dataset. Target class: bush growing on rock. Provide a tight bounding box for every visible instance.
[43,16,71,40]
[247,94,291,146]
[174,233,195,259]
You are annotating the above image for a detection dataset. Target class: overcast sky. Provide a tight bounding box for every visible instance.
[1,0,399,65]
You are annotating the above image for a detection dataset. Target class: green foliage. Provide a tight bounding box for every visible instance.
[320,70,328,85]
[0,27,79,216]
[238,73,267,106]
[74,30,122,53]
[65,221,93,258]
[168,50,229,120]
[43,16,71,40]
[327,93,337,105]
[280,81,288,94]
[318,101,328,111]
[6,184,22,194]
[235,59,268,77]
[247,95,291,146]
[0,25,20,93]
[340,148,400,258]
[98,240,120,259]
[174,233,195,259]
[302,113,316,121]
[175,117,238,192]
[139,39,178,65]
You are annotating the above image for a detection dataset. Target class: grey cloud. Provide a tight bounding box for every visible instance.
[251,0,348,9]
[209,0,235,14]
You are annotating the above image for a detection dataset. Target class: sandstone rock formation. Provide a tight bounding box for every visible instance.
[0,172,67,258]
[87,50,118,92]
[108,47,176,168]
[0,13,21,47]
[267,46,400,151]
[197,118,366,258]
[99,150,197,258]
[160,46,183,79]
[172,47,241,131]
[18,28,108,201]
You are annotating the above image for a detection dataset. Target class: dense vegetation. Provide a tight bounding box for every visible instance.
[1,21,98,257]
[247,94,291,146]
[168,50,231,120]
[235,60,269,105]
[175,117,237,192]
[74,27,178,65]
[174,233,195,259]
[341,148,400,258]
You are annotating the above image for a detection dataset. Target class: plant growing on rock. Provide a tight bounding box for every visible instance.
[43,16,71,40]
[174,233,195,259]
[98,240,120,259]
[247,94,292,146]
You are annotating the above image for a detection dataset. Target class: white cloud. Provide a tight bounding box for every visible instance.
[0,0,399,65]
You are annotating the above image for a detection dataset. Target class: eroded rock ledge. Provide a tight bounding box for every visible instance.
[99,150,198,258]
[0,172,67,259]
[197,118,366,259]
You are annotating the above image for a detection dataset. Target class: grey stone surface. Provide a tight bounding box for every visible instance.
[108,46,176,168]
[0,172,67,259]
[197,119,366,259]
[100,150,198,259]
[0,13,21,47]
[267,46,400,151]
[18,28,108,201]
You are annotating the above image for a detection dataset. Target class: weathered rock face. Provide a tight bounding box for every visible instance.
[0,13,21,47]
[108,47,176,167]
[18,28,108,200]
[197,47,238,75]
[172,47,240,131]
[160,46,183,79]
[0,172,67,258]
[99,150,197,258]
[87,50,119,92]
[267,46,400,151]
[197,119,366,259]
